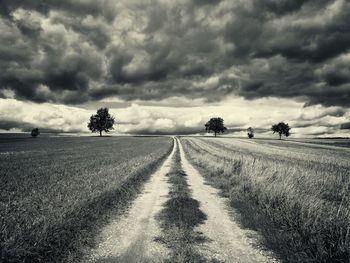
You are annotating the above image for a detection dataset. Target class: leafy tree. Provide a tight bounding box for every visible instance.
[247,127,254,139]
[31,128,40,137]
[271,122,291,140]
[88,108,115,137]
[205,117,227,137]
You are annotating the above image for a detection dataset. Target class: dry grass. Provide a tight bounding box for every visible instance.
[0,136,172,262]
[181,137,350,263]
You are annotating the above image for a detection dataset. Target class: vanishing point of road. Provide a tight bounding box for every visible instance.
[82,137,278,263]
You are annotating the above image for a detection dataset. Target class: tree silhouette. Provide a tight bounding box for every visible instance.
[88,108,115,137]
[31,128,40,137]
[247,127,254,139]
[271,122,291,140]
[205,117,227,137]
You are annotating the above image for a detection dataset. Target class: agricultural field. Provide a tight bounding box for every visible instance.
[1,135,350,263]
[180,137,350,262]
[0,135,172,262]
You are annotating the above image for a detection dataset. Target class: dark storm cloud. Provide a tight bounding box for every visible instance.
[0,0,117,21]
[0,12,104,104]
[224,0,350,63]
[223,0,350,106]
[0,0,350,107]
[0,119,72,133]
[300,107,346,121]
[0,119,33,131]
[51,15,111,49]
[15,16,42,38]
[340,122,350,130]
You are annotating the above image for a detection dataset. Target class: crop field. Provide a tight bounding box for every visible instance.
[0,135,172,262]
[180,137,350,262]
[2,135,350,263]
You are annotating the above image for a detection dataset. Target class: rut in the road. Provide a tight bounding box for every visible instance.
[82,139,176,263]
[178,138,278,263]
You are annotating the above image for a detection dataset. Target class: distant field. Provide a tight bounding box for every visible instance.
[181,137,350,262]
[0,135,172,262]
[252,137,350,150]
[291,138,350,148]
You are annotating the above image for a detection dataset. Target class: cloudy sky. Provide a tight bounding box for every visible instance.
[0,0,349,137]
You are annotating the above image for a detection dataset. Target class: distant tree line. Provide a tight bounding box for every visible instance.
[29,108,291,140]
[204,117,291,140]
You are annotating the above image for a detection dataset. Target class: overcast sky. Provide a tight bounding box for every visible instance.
[0,0,349,137]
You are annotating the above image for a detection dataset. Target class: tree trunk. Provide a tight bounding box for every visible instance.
[214,131,217,137]
[99,130,102,137]
[279,133,281,140]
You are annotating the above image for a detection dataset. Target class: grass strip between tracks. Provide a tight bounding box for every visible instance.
[156,139,209,262]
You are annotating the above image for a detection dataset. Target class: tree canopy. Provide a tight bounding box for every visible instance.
[88,108,115,136]
[205,117,227,137]
[247,127,254,139]
[31,128,40,137]
[271,122,291,139]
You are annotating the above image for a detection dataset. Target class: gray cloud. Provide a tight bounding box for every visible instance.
[0,119,77,133]
[0,120,81,133]
[340,122,350,130]
[300,107,346,121]
[0,0,349,109]
[0,119,33,131]
[0,0,117,21]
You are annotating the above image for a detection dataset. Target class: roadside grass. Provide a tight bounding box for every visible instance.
[156,139,208,263]
[181,137,350,263]
[0,136,172,262]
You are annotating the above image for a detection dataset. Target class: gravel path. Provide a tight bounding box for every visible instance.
[82,137,278,262]
[82,139,175,263]
[177,138,279,263]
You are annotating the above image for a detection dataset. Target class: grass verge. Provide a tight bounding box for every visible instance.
[156,139,208,262]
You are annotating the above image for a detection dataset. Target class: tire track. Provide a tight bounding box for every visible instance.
[156,138,208,262]
[82,137,278,263]
[82,138,176,263]
[177,138,278,263]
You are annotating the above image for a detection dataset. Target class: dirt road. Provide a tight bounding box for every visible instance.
[83,137,278,262]
[177,138,278,263]
[83,139,176,262]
